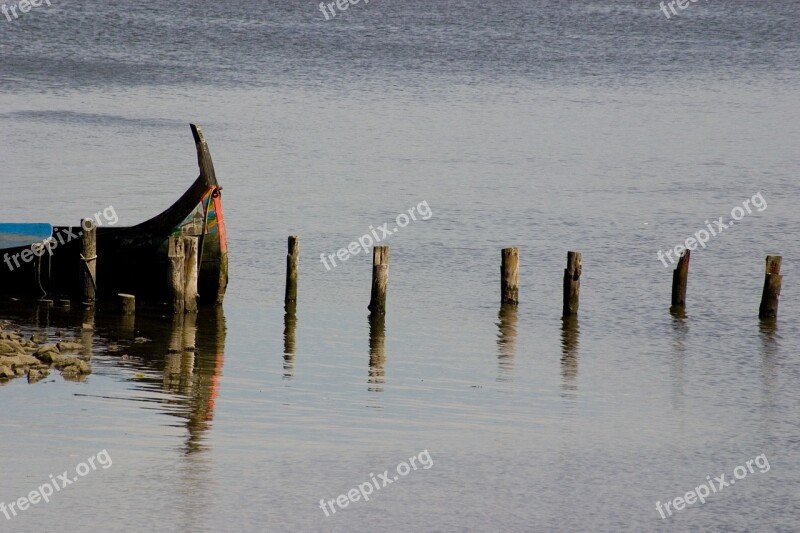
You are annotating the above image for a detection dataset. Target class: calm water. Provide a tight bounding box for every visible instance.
[2,1,800,531]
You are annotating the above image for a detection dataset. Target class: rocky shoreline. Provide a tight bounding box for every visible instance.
[0,321,92,384]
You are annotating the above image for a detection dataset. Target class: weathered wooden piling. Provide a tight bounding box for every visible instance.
[501,247,519,305]
[81,219,97,305]
[119,293,135,315]
[285,235,299,307]
[562,251,582,317]
[183,236,199,313]
[168,236,185,315]
[368,245,389,315]
[759,255,782,319]
[670,250,690,313]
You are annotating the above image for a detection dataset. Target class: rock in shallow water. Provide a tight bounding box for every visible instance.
[60,359,91,376]
[0,340,20,355]
[57,341,84,353]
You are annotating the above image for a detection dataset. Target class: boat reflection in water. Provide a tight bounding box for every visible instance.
[0,300,226,455]
[130,309,227,454]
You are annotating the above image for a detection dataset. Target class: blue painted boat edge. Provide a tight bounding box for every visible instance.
[0,223,54,250]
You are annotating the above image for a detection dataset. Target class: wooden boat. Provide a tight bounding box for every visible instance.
[0,124,228,306]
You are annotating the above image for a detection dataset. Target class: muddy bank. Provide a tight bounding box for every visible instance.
[0,320,92,383]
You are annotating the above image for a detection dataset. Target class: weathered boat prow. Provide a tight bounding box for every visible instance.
[0,124,228,306]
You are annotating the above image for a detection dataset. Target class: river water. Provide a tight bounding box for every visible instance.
[1,1,799,531]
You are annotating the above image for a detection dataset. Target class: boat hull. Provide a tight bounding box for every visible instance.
[0,125,228,306]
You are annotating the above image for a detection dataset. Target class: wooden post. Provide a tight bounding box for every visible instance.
[285,236,299,307]
[759,255,782,319]
[368,246,389,315]
[562,251,582,318]
[119,293,135,315]
[81,219,97,304]
[670,250,690,313]
[183,236,199,313]
[168,236,185,315]
[501,247,519,305]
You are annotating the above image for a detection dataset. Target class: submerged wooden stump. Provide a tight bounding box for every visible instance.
[759,255,782,319]
[119,293,135,316]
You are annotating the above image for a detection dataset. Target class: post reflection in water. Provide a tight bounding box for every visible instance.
[496,304,518,381]
[80,305,95,360]
[142,309,226,454]
[758,319,779,421]
[560,316,580,394]
[0,301,227,454]
[164,314,196,394]
[368,314,386,393]
[283,302,297,380]
[758,319,779,358]
[184,309,226,454]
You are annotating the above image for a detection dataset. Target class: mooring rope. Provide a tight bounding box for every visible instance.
[35,253,47,300]
[80,253,98,294]
[30,242,50,299]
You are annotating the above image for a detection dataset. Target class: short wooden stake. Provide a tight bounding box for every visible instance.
[119,293,135,316]
[562,251,582,318]
[759,255,782,319]
[81,219,97,304]
[183,236,199,313]
[670,250,690,313]
[368,246,389,315]
[168,236,185,315]
[501,247,519,305]
[285,235,299,307]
